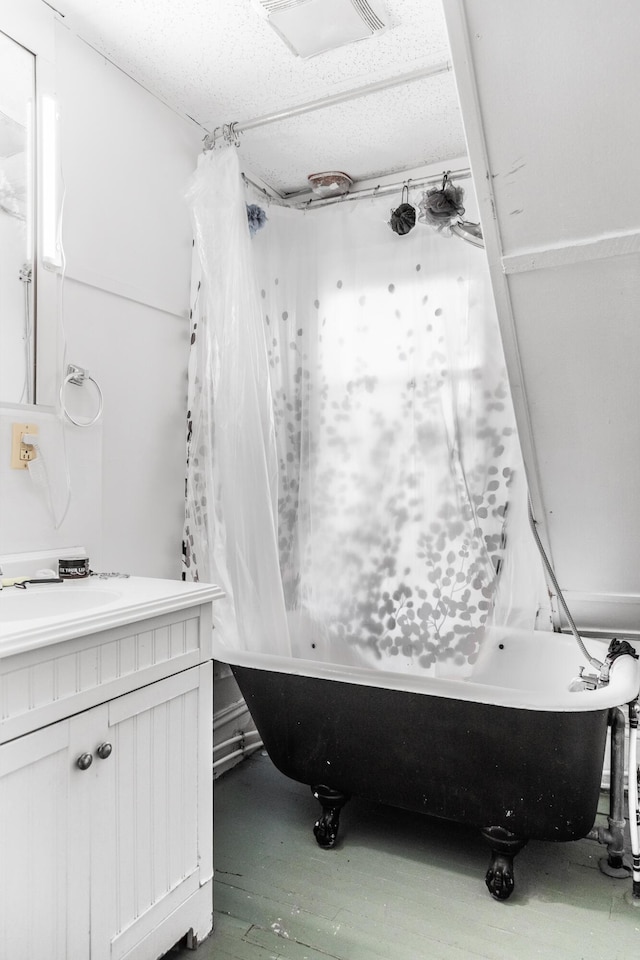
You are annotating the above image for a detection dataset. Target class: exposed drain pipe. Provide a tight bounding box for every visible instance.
[214,731,261,755]
[626,700,640,905]
[213,730,263,773]
[587,707,630,876]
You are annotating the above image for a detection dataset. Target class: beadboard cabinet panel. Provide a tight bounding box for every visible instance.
[0,721,76,960]
[0,608,207,744]
[0,595,217,960]
[0,665,213,960]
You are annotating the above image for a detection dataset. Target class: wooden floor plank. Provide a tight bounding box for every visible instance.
[245,923,347,960]
[170,753,640,960]
[215,881,347,946]
[215,880,454,960]
[215,859,344,922]
[169,914,272,960]
[213,911,255,938]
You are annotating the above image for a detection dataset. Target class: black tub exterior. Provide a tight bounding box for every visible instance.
[232,665,609,844]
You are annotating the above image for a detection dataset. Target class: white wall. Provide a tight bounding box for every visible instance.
[0,403,102,561]
[443,0,640,636]
[0,0,202,579]
[0,0,244,748]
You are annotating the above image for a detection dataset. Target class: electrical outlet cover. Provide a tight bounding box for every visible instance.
[11,422,38,469]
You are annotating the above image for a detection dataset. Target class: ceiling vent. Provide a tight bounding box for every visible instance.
[253,0,388,59]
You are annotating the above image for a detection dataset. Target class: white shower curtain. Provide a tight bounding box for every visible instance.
[184,147,290,656]
[185,146,547,673]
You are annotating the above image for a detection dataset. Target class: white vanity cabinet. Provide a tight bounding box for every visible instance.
[0,580,223,960]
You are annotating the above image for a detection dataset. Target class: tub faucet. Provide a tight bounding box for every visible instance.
[572,640,638,691]
[599,638,639,685]
[573,665,599,691]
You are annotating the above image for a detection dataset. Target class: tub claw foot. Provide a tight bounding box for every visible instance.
[485,853,515,901]
[314,809,340,848]
[481,826,528,901]
[311,785,350,848]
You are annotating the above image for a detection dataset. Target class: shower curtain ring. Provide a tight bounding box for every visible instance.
[203,126,225,151]
[223,122,241,148]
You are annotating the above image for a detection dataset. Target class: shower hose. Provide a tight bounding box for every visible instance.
[527,494,602,671]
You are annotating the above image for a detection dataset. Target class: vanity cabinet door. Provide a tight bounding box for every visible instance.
[0,662,213,960]
[90,663,214,960]
[0,716,93,960]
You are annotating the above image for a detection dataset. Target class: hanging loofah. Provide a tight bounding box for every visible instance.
[389,185,416,236]
[418,172,465,235]
[247,203,267,236]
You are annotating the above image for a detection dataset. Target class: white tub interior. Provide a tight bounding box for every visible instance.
[215,621,640,713]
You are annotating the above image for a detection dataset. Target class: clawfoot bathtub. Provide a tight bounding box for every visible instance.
[219,627,639,900]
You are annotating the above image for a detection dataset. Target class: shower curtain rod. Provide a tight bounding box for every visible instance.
[203,61,451,150]
[288,167,472,208]
[241,165,472,209]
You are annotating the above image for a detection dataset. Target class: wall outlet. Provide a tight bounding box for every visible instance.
[11,423,38,470]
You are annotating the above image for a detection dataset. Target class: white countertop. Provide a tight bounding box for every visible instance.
[0,576,224,657]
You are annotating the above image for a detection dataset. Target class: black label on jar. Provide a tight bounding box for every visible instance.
[58,558,90,579]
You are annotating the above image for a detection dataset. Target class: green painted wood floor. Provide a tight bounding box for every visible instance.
[170,752,640,959]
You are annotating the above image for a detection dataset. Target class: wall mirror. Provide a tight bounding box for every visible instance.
[0,29,36,404]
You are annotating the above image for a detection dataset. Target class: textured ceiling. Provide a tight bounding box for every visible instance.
[53,0,467,194]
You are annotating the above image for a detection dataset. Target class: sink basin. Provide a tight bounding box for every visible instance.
[0,586,122,622]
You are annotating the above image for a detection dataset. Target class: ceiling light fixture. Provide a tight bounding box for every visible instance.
[307,171,353,198]
[252,0,388,59]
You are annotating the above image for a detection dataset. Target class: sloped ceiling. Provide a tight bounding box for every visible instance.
[443,0,640,634]
[52,0,467,194]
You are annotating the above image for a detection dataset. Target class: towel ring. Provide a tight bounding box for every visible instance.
[59,364,104,427]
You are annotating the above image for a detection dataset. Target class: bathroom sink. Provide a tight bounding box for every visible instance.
[0,572,223,656]
[0,586,122,621]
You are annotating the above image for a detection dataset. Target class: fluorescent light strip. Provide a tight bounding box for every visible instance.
[40,95,61,271]
[25,98,34,262]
